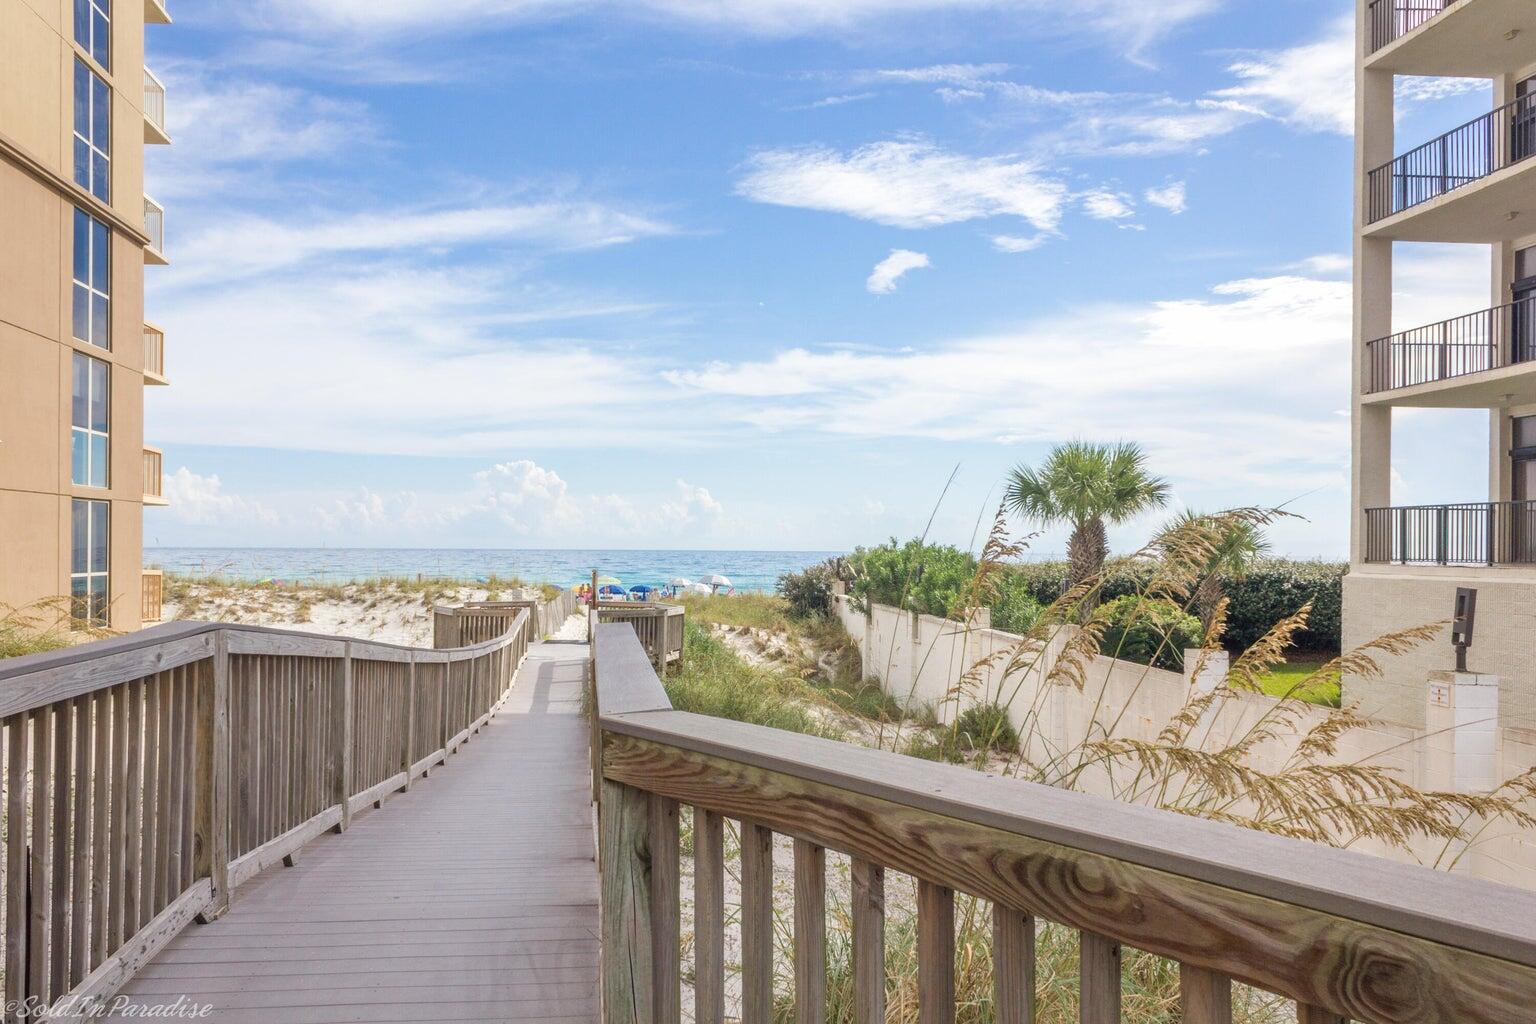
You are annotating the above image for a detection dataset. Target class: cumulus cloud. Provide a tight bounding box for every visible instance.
[1080,189,1135,220]
[161,468,281,527]
[866,249,931,294]
[991,234,1048,253]
[1144,181,1187,214]
[736,140,1069,231]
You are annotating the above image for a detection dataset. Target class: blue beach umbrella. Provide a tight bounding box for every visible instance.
[598,584,627,598]
[628,584,657,598]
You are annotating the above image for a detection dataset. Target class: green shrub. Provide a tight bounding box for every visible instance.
[849,539,977,618]
[990,571,1042,634]
[953,703,1020,754]
[777,562,838,619]
[1099,595,1202,672]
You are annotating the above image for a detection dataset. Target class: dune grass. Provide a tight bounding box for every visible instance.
[663,621,842,740]
[0,600,93,660]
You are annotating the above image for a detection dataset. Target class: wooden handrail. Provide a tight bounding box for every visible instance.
[0,601,546,1020]
[591,621,1536,1024]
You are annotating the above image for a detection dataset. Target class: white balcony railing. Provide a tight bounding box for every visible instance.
[144,323,167,383]
[143,196,166,265]
[143,68,169,144]
[145,0,171,24]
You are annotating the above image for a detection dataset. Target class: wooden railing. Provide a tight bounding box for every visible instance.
[592,621,1536,1024]
[142,198,165,265]
[140,570,163,625]
[434,590,579,646]
[142,324,165,383]
[594,602,684,670]
[0,606,533,1020]
[142,69,167,143]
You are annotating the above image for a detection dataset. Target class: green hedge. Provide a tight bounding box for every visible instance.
[1007,559,1345,653]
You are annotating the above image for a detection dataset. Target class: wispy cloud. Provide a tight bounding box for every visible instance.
[1144,181,1187,214]
[1080,189,1135,220]
[866,249,931,294]
[735,140,1069,231]
[991,234,1048,253]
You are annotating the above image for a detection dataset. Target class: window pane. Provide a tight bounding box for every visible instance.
[71,500,89,574]
[92,76,109,144]
[73,209,89,281]
[71,579,89,623]
[74,0,88,49]
[91,154,108,201]
[91,502,109,573]
[72,353,88,427]
[1516,416,1536,450]
[89,434,108,488]
[72,285,90,343]
[91,293,109,347]
[90,358,109,431]
[92,220,109,290]
[74,62,89,135]
[74,138,90,191]
[92,10,109,69]
[71,430,88,487]
[90,576,109,623]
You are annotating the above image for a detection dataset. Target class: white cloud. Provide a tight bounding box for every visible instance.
[991,234,1048,253]
[866,249,931,294]
[736,140,1069,231]
[1144,181,1187,214]
[161,468,281,527]
[1290,253,1350,275]
[1080,189,1135,220]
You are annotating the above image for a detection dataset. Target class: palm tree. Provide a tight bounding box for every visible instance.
[1004,442,1169,605]
[1162,509,1271,634]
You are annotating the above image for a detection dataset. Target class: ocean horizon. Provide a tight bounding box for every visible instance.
[143,547,843,594]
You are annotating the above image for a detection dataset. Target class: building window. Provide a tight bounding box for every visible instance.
[71,353,110,488]
[72,208,110,349]
[71,499,110,625]
[73,60,110,202]
[73,0,110,70]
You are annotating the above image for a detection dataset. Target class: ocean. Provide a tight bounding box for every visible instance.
[142,548,842,594]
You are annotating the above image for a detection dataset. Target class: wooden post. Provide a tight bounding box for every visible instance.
[589,570,599,646]
[1180,965,1232,1024]
[993,906,1034,1024]
[794,840,827,1024]
[650,796,680,1024]
[1080,932,1121,1024]
[196,634,231,923]
[851,859,884,1024]
[600,779,653,1024]
[693,810,725,1024]
[334,643,353,833]
[917,881,955,1024]
[404,653,416,792]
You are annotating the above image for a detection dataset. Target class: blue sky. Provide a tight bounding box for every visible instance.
[144,0,1498,557]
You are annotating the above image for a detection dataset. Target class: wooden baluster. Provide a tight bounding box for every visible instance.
[650,796,680,1024]
[140,675,162,924]
[740,820,773,1024]
[155,671,175,913]
[164,670,184,900]
[1079,932,1121,1024]
[404,654,416,792]
[851,859,884,1024]
[50,700,72,998]
[599,781,653,1024]
[993,905,1034,1024]
[199,634,231,922]
[124,681,143,938]
[918,881,954,1024]
[336,643,353,832]
[90,689,110,967]
[1180,965,1232,1024]
[1298,1006,1348,1024]
[108,685,128,950]
[29,706,53,1005]
[693,809,724,1024]
[69,694,93,986]
[794,839,827,1024]
[6,715,29,1017]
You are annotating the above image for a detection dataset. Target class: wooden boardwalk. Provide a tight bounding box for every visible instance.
[108,644,598,1023]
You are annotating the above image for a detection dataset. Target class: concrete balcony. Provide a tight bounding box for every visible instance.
[143,68,170,145]
[143,446,168,506]
[145,0,171,24]
[144,323,167,385]
[1367,0,1536,77]
[143,196,167,265]
[1364,95,1536,243]
[1362,297,1536,406]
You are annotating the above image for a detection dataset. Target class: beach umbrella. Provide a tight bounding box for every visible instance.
[594,575,622,586]
[685,582,713,596]
[700,574,731,593]
[628,585,657,599]
[598,584,627,598]
[667,577,692,588]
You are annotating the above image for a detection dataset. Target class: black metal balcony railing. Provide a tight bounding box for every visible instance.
[1365,501,1536,566]
[1366,297,1536,392]
[1367,0,1461,53]
[1367,94,1536,223]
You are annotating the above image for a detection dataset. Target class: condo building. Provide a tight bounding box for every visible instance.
[1346,0,1536,727]
[0,0,170,631]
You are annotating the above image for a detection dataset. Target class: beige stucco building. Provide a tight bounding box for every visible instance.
[1345,0,1536,727]
[1,0,170,632]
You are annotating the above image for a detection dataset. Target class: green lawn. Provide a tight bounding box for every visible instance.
[1257,656,1341,707]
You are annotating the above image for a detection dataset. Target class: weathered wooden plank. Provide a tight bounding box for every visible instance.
[693,809,724,1024]
[337,645,353,832]
[600,729,1536,1024]
[5,714,29,1014]
[198,632,230,923]
[227,808,343,891]
[29,706,52,1004]
[346,774,409,817]
[124,681,143,940]
[225,631,345,659]
[1079,932,1121,1024]
[1181,964,1233,1024]
[740,819,773,1024]
[50,700,72,998]
[164,669,184,901]
[993,905,1034,1024]
[794,839,826,1024]
[1297,1007,1347,1024]
[108,684,129,951]
[0,632,214,720]
[650,796,680,1024]
[140,674,161,925]
[599,779,652,1024]
[90,689,110,968]
[851,858,884,1024]
[918,880,954,1024]
[70,695,95,986]
[155,670,175,914]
